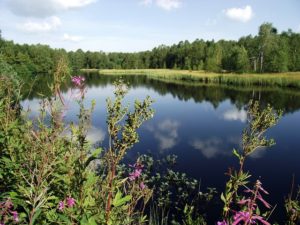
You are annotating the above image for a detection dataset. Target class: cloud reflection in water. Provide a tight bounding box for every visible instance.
[146,119,180,152]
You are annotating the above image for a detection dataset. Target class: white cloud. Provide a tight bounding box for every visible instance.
[56,0,97,9]
[6,0,97,18]
[140,0,153,6]
[224,5,253,23]
[157,119,179,138]
[146,119,180,151]
[86,126,106,144]
[21,99,41,118]
[18,16,62,33]
[223,108,247,122]
[140,0,182,11]
[191,136,242,159]
[191,138,223,159]
[62,126,105,145]
[249,147,267,159]
[63,33,83,42]
[156,0,181,11]
[156,135,177,150]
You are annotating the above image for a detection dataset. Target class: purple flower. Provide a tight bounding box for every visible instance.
[10,211,19,222]
[140,182,146,190]
[217,221,227,225]
[129,169,142,181]
[232,211,251,225]
[128,162,144,181]
[238,198,251,205]
[0,222,5,225]
[232,211,270,225]
[66,197,76,207]
[71,76,85,87]
[257,192,271,209]
[58,201,65,211]
[4,199,13,209]
[129,162,144,170]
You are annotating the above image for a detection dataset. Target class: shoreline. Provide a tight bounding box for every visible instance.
[81,69,300,89]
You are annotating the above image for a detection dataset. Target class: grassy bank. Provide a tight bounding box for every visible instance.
[92,69,300,89]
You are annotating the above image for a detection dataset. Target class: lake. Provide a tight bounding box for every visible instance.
[22,73,300,223]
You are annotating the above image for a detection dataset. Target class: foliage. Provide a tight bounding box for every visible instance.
[99,69,300,90]
[1,23,300,77]
[1,51,300,224]
[220,100,282,225]
[102,79,154,224]
[285,180,300,225]
[0,59,154,224]
[132,154,216,224]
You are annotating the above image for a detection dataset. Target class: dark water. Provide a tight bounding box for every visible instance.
[22,73,300,223]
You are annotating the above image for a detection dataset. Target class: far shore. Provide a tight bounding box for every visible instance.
[81,69,300,89]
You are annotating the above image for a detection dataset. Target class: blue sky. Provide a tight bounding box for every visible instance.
[0,0,299,52]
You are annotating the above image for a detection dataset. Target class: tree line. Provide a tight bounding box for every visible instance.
[0,23,300,76]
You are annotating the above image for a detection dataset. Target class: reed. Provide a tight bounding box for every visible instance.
[94,69,300,89]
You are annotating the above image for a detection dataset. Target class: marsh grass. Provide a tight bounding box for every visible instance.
[95,69,300,89]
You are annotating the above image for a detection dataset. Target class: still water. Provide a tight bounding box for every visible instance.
[22,73,300,222]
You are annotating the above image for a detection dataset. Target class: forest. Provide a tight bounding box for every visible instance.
[1,23,300,76]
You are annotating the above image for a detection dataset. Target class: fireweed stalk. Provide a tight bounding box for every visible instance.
[125,159,152,220]
[220,100,281,224]
[0,199,19,224]
[231,180,271,225]
[104,80,154,223]
[57,196,76,211]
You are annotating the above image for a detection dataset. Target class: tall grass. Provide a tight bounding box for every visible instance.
[96,69,300,89]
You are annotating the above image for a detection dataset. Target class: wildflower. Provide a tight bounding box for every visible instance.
[232,211,251,225]
[129,162,144,170]
[129,169,142,181]
[10,211,19,222]
[58,201,65,211]
[66,197,76,207]
[232,211,270,225]
[217,221,227,225]
[140,182,146,190]
[4,199,13,209]
[71,76,85,87]
[129,162,144,181]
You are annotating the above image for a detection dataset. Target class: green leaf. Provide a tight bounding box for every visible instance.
[220,193,226,203]
[58,214,72,224]
[88,217,97,225]
[9,191,18,198]
[232,148,240,159]
[30,209,42,225]
[112,190,132,207]
[256,206,261,215]
[92,147,102,158]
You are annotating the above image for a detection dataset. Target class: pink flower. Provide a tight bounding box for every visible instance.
[71,76,85,87]
[140,182,146,190]
[58,201,65,211]
[232,211,270,225]
[129,162,144,181]
[257,192,271,209]
[3,199,13,209]
[129,169,142,181]
[217,221,227,225]
[66,197,76,207]
[129,163,144,170]
[10,211,19,222]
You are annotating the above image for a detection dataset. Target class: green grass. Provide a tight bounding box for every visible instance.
[89,69,300,89]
